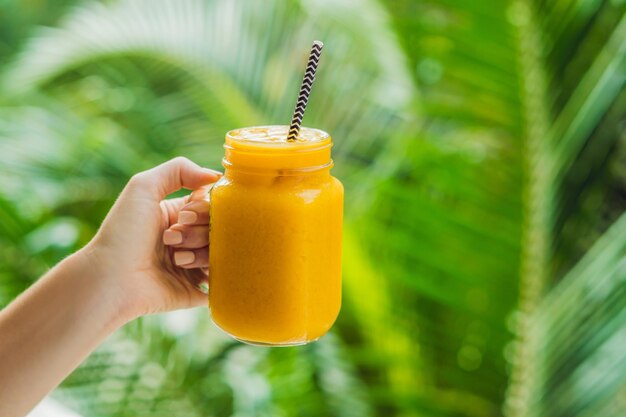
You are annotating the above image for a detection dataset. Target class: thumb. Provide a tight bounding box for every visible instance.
[127,157,222,200]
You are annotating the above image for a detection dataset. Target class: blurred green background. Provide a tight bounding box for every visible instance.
[0,0,625,416]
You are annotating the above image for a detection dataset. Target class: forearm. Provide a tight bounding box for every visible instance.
[0,248,128,417]
[0,158,215,416]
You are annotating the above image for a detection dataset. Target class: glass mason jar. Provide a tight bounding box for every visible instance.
[208,126,343,346]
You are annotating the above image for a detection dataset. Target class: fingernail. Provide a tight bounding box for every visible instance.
[163,230,183,245]
[178,211,198,225]
[174,251,195,266]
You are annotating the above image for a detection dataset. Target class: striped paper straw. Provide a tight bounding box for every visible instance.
[286,40,324,141]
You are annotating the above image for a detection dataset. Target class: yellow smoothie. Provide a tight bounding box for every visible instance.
[208,126,343,346]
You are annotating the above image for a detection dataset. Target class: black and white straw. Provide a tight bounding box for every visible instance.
[286,40,324,141]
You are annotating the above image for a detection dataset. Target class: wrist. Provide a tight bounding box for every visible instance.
[71,243,137,328]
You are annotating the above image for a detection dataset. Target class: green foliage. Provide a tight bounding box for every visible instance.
[0,0,624,416]
[528,211,626,417]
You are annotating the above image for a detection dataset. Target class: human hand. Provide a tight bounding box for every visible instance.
[81,157,221,321]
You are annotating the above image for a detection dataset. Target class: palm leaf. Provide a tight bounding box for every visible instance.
[527,211,626,417]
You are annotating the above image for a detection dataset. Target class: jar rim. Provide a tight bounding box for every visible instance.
[223,125,333,173]
[225,125,330,148]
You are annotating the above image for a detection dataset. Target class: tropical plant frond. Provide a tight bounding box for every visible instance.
[2,0,418,188]
[527,211,626,417]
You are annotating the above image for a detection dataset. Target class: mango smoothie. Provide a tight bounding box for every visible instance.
[208,125,343,346]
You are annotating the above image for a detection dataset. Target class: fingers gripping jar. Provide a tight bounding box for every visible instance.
[208,126,343,346]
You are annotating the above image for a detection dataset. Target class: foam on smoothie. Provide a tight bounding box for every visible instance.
[228,126,328,144]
